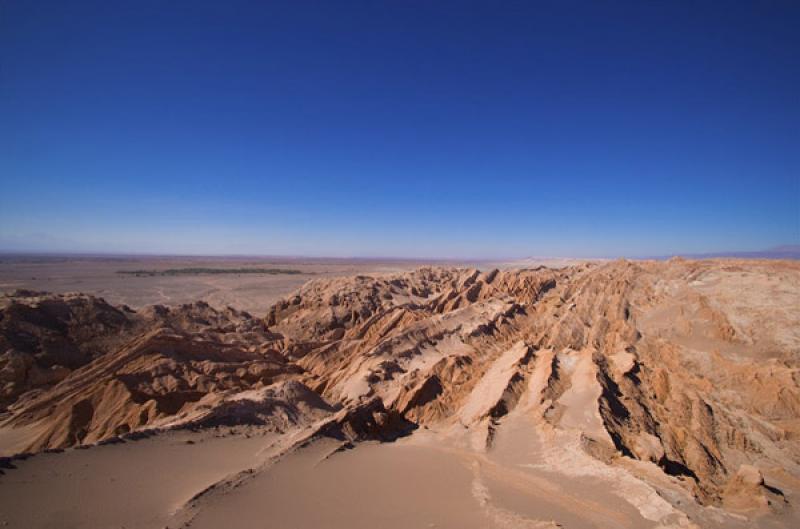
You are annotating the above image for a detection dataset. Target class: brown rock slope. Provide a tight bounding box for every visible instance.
[0,294,325,452]
[1,260,799,519]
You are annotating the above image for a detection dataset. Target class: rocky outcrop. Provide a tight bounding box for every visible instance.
[0,295,295,451]
[0,292,135,409]
[1,259,799,515]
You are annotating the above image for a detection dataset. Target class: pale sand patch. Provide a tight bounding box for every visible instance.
[552,348,612,443]
[0,429,275,529]
[185,432,658,529]
[459,340,530,424]
[185,439,491,529]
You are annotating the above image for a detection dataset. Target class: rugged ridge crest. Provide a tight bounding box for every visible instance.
[1,260,799,515]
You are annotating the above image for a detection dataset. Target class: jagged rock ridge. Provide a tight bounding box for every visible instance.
[1,259,798,517]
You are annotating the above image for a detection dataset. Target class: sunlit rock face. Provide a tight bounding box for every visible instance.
[2,259,799,517]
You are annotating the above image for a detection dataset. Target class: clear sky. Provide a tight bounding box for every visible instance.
[1,1,798,258]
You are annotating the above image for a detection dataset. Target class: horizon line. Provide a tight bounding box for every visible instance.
[0,245,798,263]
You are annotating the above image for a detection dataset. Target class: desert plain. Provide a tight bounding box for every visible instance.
[0,255,798,529]
[0,255,458,316]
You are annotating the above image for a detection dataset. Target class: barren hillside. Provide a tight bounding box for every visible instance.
[1,259,798,528]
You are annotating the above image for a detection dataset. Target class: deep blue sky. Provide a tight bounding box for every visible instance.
[1,1,798,258]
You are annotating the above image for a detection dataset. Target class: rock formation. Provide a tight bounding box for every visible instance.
[1,259,798,521]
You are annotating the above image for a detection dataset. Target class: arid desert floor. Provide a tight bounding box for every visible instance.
[0,255,476,316]
[1,257,798,529]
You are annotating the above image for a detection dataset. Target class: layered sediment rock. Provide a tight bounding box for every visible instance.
[2,259,798,513]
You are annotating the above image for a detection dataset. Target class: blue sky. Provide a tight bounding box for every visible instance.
[1,1,798,258]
